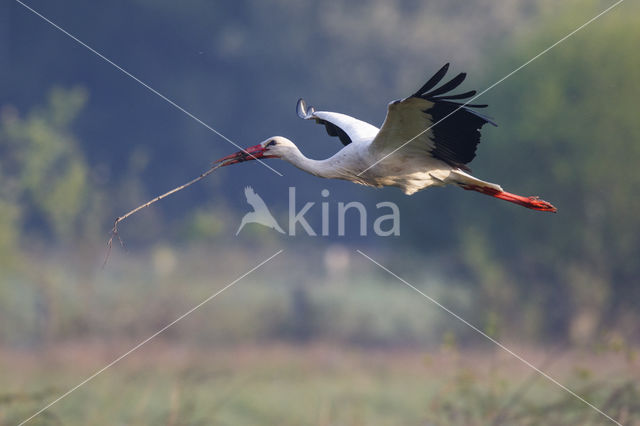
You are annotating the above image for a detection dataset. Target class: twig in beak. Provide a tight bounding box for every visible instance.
[103,162,225,268]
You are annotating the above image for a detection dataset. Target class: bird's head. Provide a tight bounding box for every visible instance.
[214,136,296,166]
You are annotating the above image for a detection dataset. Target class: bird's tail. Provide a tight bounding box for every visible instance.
[450,170,557,212]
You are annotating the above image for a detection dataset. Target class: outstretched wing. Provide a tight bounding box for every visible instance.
[369,63,497,171]
[244,186,269,212]
[297,98,379,146]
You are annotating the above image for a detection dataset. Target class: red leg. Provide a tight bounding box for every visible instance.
[461,185,557,212]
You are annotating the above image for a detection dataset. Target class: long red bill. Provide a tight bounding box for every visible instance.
[214,143,271,167]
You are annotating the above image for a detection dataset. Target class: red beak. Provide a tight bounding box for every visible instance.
[213,143,275,167]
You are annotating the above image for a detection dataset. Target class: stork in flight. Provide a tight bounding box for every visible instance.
[215,64,556,212]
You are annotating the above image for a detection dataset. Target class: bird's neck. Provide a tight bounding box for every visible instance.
[283,148,343,179]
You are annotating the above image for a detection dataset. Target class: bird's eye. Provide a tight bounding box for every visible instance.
[266,140,276,147]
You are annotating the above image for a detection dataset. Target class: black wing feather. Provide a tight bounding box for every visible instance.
[410,63,450,97]
[423,72,466,98]
[317,119,352,146]
[425,101,488,170]
[432,90,476,100]
[411,65,497,171]
[297,98,352,146]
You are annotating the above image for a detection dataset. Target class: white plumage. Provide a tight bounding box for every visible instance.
[216,64,556,212]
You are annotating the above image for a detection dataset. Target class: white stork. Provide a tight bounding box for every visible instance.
[215,64,556,212]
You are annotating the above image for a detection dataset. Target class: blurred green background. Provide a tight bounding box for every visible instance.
[2,0,640,424]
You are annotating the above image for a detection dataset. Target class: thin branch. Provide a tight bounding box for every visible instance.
[103,163,224,268]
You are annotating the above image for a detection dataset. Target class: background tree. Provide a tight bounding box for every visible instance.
[450,1,640,341]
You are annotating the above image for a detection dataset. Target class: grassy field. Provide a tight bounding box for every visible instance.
[1,246,639,425]
[1,341,639,425]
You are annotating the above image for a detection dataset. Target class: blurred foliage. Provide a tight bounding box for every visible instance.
[1,0,639,346]
[1,342,638,425]
[0,87,97,244]
[0,87,106,346]
[0,244,468,346]
[440,0,640,342]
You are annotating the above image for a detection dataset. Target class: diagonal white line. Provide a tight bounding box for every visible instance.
[17,249,284,426]
[356,249,621,426]
[15,0,283,177]
[357,0,625,176]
